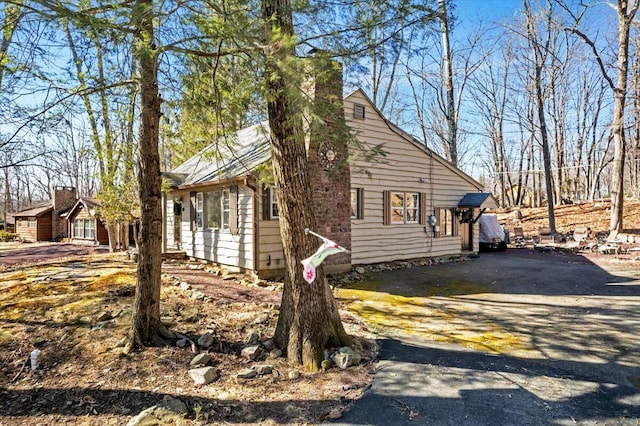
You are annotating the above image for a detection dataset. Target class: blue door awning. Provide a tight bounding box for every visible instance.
[458,193,497,209]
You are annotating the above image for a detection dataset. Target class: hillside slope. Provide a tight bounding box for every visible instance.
[494,199,640,238]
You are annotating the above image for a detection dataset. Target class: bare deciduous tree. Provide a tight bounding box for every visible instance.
[562,0,640,232]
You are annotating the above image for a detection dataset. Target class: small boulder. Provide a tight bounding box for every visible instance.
[191,290,206,300]
[237,368,257,379]
[126,396,188,426]
[262,339,275,351]
[246,332,260,345]
[188,367,218,385]
[288,370,300,380]
[190,353,212,367]
[198,332,216,348]
[254,364,273,375]
[179,281,191,291]
[241,344,263,361]
[332,347,361,369]
[176,339,188,348]
[355,266,366,274]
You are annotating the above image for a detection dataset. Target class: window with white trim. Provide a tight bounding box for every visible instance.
[391,192,420,224]
[196,193,204,229]
[85,219,95,239]
[203,190,231,230]
[28,218,36,228]
[74,219,83,238]
[270,188,279,219]
[221,190,230,230]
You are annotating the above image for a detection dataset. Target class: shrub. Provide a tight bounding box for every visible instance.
[0,231,19,242]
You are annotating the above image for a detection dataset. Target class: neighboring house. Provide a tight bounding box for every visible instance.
[3,215,15,233]
[9,186,77,242]
[62,197,109,246]
[162,80,495,278]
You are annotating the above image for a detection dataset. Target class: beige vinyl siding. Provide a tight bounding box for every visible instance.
[257,217,285,272]
[346,91,481,264]
[177,186,254,271]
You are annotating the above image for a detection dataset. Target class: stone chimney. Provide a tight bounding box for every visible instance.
[305,56,351,272]
[52,186,76,240]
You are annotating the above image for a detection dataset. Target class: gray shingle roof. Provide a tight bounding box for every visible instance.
[9,202,52,217]
[169,122,271,187]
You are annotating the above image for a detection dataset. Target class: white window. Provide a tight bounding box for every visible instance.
[221,190,230,230]
[203,190,231,230]
[74,219,84,238]
[85,219,95,239]
[28,218,36,228]
[391,192,420,224]
[270,188,279,219]
[196,193,204,229]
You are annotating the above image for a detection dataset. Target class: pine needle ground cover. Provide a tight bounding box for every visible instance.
[0,249,377,425]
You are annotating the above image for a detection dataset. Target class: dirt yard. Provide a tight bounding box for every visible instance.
[495,199,640,238]
[0,246,377,425]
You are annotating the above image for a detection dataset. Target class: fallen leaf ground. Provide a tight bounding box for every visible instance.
[496,199,640,238]
[0,249,378,425]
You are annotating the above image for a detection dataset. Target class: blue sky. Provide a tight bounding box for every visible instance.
[456,0,523,22]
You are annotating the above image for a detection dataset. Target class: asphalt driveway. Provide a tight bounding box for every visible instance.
[333,250,640,425]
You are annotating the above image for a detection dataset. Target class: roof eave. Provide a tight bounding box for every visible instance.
[171,175,256,192]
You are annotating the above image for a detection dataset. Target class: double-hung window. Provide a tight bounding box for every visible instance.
[270,188,279,219]
[74,219,84,238]
[85,219,95,239]
[390,192,420,224]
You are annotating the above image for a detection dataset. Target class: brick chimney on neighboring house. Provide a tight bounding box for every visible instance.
[305,56,352,272]
[52,186,76,240]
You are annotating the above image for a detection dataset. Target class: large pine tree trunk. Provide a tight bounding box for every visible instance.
[261,0,349,372]
[125,0,164,351]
